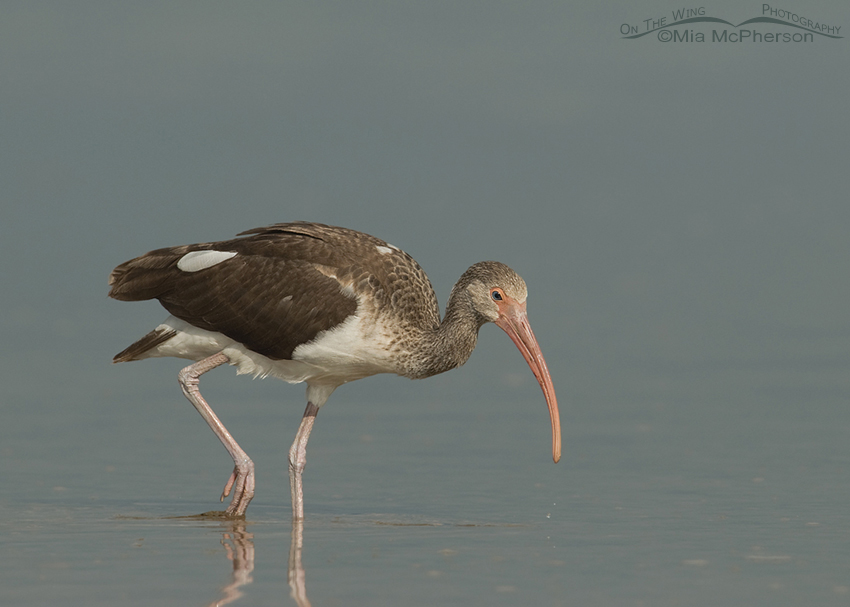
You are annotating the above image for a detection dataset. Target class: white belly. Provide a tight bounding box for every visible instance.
[142,315,400,389]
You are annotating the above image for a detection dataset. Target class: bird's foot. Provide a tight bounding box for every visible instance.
[220,458,255,518]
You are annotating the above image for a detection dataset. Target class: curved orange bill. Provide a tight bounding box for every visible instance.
[494,300,561,463]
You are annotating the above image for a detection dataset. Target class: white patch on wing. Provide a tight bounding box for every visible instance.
[177,250,237,272]
[376,245,392,255]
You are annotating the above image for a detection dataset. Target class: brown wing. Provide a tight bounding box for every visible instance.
[109,225,360,360]
[239,223,443,331]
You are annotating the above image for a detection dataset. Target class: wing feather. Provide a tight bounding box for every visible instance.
[109,222,443,360]
[109,230,358,360]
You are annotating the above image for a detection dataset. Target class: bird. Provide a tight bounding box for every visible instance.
[108,221,561,520]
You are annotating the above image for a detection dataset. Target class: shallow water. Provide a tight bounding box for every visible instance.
[3,374,850,606]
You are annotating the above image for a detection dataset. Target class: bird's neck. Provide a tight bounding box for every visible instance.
[411,281,483,378]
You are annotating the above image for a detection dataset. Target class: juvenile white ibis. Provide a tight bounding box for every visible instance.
[109,222,560,519]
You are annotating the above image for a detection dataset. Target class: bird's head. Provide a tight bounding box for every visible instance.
[461,262,561,463]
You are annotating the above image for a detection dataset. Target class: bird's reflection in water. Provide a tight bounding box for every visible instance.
[205,517,310,607]
[207,520,254,607]
[288,521,311,607]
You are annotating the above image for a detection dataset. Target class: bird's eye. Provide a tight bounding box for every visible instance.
[491,289,503,301]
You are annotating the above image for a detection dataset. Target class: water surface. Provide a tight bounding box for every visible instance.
[3,380,849,606]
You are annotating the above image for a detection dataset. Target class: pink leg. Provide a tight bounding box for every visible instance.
[289,403,319,521]
[178,352,255,518]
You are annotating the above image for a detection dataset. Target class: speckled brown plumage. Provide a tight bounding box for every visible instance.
[109,222,441,364]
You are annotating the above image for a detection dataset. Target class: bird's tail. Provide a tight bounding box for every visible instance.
[113,327,178,363]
